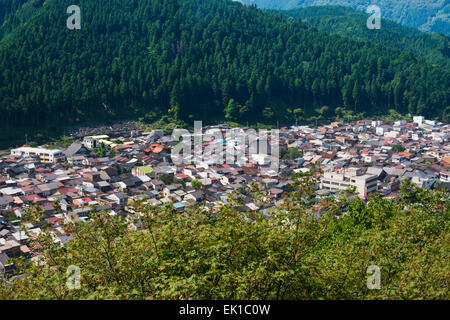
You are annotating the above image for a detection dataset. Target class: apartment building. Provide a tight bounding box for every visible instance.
[10,147,65,164]
[83,135,109,149]
[321,167,378,199]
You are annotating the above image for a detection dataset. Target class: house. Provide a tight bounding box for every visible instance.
[366,167,387,181]
[163,184,181,197]
[0,239,21,258]
[0,197,9,210]
[67,156,87,167]
[270,188,284,199]
[96,180,112,192]
[64,143,90,158]
[184,190,204,202]
[150,180,164,191]
[36,183,59,196]
[173,202,185,211]
[107,192,128,206]
[438,168,450,183]
[0,252,14,274]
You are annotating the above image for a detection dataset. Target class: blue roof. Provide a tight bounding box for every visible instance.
[262,209,272,218]
[173,202,185,208]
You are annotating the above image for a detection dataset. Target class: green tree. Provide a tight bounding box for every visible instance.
[159,173,175,185]
[1,175,448,300]
[293,108,304,121]
[191,179,203,190]
[224,99,239,121]
[262,107,274,121]
[392,144,406,153]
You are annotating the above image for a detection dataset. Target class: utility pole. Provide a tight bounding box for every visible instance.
[25,133,28,146]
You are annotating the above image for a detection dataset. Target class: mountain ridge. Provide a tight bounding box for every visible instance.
[280,6,450,69]
[239,0,450,35]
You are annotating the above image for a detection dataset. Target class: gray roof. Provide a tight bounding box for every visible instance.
[383,167,406,177]
[0,197,8,206]
[0,252,9,266]
[64,143,84,157]
[367,167,384,176]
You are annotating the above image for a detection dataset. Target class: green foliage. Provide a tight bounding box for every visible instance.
[293,108,305,121]
[191,179,203,190]
[0,0,448,132]
[159,173,175,185]
[92,143,108,157]
[138,111,159,124]
[245,1,450,35]
[224,99,240,121]
[0,173,448,300]
[280,147,302,160]
[318,105,332,119]
[282,6,450,69]
[392,144,406,153]
[262,107,274,120]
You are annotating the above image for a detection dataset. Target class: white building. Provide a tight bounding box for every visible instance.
[376,127,388,136]
[321,168,378,199]
[424,120,436,127]
[11,147,65,164]
[83,135,109,149]
[394,120,407,126]
[371,120,383,127]
[251,153,271,165]
[413,116,424,125]
[439,170,450,183]
[385,131,400,139]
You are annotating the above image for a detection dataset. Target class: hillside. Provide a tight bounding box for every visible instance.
[0,0,33,39]
[239,0,450,35]
[282,6,450,69]
[0,0,449,137]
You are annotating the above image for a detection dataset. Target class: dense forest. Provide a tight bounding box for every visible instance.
[240,0,450,35]
[282,6,450,70]
[0,0,449,131]
[0,172,448,299]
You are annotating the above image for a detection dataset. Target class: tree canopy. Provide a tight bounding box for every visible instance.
[0,0,449,132]
[1,172,448,300]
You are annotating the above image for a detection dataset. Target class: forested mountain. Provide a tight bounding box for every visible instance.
[0,0,31,39]
[239,0,450,35]
[0,0,449,131]
[282,6,450,69]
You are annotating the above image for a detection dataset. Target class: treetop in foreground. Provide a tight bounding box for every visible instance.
[0,172,448,300]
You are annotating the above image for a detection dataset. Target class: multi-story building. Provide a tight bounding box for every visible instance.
[83,135,109,149]
[320,168,378,199]
[10,147,65,164]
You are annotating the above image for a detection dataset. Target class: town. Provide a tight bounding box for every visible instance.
[1,116,449,275]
